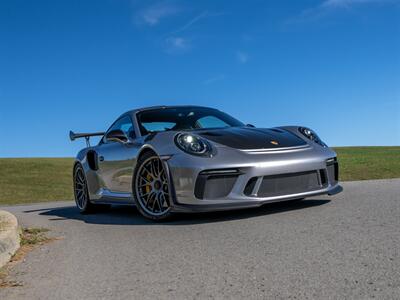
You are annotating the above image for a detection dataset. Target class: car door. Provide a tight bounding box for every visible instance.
[96,115,141,193]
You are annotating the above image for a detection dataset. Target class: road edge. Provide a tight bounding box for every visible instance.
[0,210,20,268]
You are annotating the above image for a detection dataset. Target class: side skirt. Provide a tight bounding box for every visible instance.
[92,188,135,205]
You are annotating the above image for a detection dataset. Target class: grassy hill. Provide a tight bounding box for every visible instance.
[334,146,400,181]
[0,158,74,205]
[0,146,399,205]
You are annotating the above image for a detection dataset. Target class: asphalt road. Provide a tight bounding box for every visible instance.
[0,179,399,300]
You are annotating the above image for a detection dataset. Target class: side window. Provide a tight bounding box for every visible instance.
[195,116,230,129]
[105,115,136,143]
[141,122,176,132]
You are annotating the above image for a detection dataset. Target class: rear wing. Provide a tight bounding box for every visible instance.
[69,131,105,147]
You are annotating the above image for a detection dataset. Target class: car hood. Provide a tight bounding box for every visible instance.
[198,127,307,150]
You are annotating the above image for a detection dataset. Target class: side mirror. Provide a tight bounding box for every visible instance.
[246,124,256,128]
[105,129,128,143]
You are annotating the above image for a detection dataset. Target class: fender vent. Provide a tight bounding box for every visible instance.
[87,151,99,171]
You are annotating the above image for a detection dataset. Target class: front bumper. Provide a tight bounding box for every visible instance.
[165,145,342,212]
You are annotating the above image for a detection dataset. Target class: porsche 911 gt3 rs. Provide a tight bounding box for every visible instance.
[70,106,342,220]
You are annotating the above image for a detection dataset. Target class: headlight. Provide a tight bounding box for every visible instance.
[298,127,327,147]
[175,133,214,156]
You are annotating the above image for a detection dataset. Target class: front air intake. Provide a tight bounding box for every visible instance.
[194,169,241,199]
[326,158,339,183]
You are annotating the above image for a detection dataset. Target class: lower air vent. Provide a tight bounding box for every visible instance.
[195,169,240,199]
[244,177,258,196]
[257,171,322,197]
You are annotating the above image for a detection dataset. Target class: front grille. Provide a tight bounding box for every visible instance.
[247,170,323,198]
[195,169,240,199]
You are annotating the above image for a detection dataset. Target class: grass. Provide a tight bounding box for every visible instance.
[0,147,399,205]
[20,227,51,246]
[0,158,74,205]
[333,146,400,181]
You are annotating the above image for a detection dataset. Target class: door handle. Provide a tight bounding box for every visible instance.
[99,156,104,162]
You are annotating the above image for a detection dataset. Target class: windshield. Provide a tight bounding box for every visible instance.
[137,107,244,135]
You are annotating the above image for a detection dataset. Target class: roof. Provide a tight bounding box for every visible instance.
[123,105,217,116]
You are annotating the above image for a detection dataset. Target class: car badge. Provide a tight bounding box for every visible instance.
[270,140,279,145]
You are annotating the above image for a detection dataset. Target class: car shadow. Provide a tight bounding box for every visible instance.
[27,199,331,226]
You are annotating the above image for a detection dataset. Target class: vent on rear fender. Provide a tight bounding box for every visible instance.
[87,151,98,171]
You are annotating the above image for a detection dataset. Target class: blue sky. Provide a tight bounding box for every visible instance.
[0,0,399,157]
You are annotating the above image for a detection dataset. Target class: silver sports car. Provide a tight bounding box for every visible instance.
[70,105,342,220]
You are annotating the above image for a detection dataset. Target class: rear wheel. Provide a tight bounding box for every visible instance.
[73,164,96,213]
[133,152,173,221]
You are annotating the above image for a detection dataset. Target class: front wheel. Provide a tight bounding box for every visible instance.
[132,152,173,221]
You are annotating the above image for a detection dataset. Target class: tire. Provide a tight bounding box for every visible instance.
[73,163,96,214]
[132,151,173,221]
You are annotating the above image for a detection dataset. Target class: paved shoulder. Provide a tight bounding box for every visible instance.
[0,179,399,299]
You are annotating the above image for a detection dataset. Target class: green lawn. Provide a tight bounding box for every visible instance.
[333,146,400,181]
[0,146,399,205]
[0,158,74,205]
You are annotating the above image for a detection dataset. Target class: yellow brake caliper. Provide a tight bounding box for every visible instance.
[146,174,152,194]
